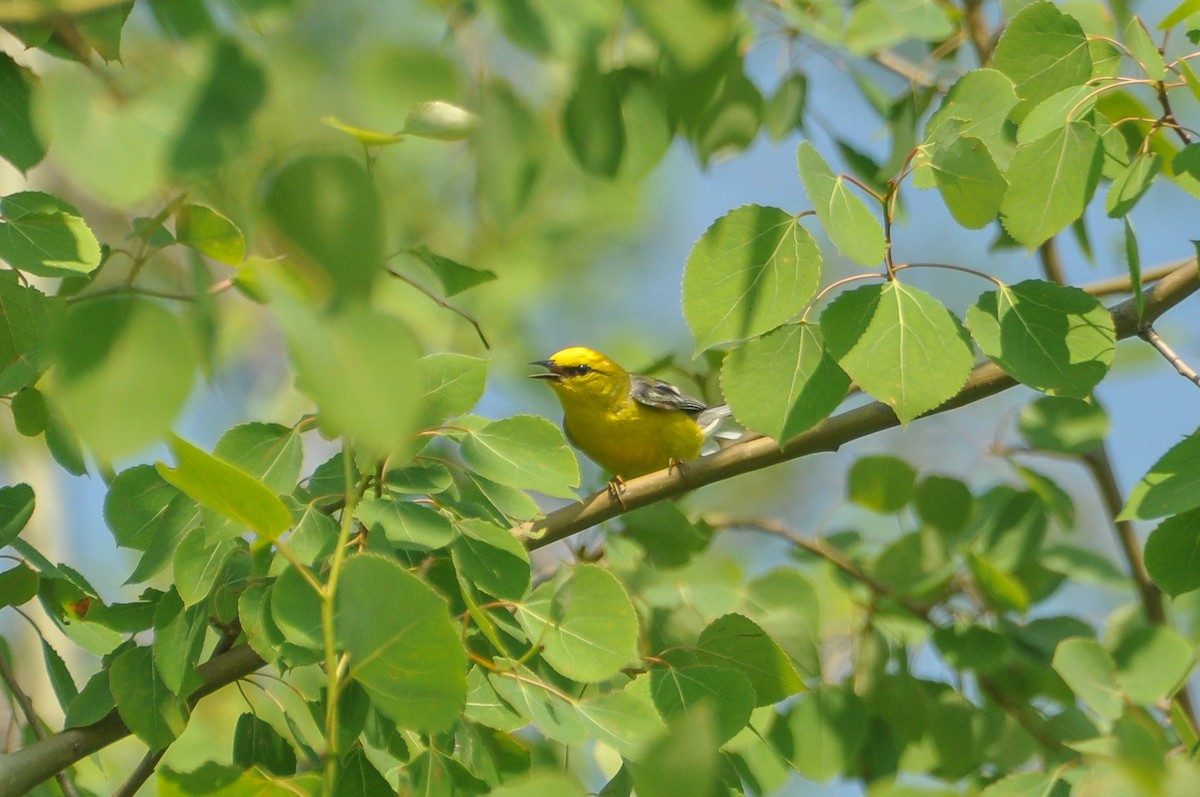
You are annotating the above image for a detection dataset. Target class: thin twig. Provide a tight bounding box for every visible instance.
[1038,239,1066,286]
[1156,81,1192,146]
[384,268,490,349]
[0,654,83,797]
[1140,325,1200,388]
[111,749,166,797]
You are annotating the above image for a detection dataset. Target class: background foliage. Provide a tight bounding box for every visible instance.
[2,0,1200,795]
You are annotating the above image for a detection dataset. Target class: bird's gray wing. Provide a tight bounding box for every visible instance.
[629,374,710,416]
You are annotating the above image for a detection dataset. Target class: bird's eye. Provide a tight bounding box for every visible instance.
[567,364,591,376]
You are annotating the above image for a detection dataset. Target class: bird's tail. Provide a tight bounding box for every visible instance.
[696,403,734,438]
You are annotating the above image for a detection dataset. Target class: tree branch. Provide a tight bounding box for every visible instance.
[0,644,265,797]
[1140,325,1200,388]
[516,259,1200,549]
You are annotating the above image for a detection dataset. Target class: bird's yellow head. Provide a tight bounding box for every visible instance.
[530,346,630,406]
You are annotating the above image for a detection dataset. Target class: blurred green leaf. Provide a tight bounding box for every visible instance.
[785,686,868,782]
[720,322,849,443]
[401,99,478,141]
[0,53,44,170]
[1053,637,1123,719]
[621,501,712,569]
[175,204,245,266]
[0,482,35,548]
[1018,396,1109,454]
[474,82,543,225]
[172,40,265,173]
[563,67,625,177]
[0,562,38,607]
[632,705,719,797]
[1120,428,1200,519]
[1111,623,1193,705]
[764,73,806,140]
[51,297,197,458]
[797,141,886,267]
[821,282,974,423]
[516,564,639,683]
[848,455,917,513]
[487,772,587,797]
[1144,507,1200,596]
[844,0,955,54]
[628,0,738,71]
[683,205,821,352]
[336,553,467,733]
[915,475,974,536]
[262,154,382,299]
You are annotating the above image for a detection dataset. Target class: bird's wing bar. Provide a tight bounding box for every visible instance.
[629,375,710,415]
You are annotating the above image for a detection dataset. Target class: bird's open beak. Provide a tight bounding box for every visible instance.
[529,360,561,381]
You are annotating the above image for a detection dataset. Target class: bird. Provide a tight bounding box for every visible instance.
[530,346,732,481]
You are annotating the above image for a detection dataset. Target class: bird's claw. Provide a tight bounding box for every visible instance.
[606,476,627,508]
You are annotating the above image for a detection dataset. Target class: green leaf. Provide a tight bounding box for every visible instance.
[797,141,886,267]
[0,482,35,548]
[848,455,917,513]
[262,154,382,300]
[1052,637,1123,720]
[1013,464,1075,527]
[0,562,38,607]
[460,415,579,498]
[1120,428,1200,519]
[683,205,821,352]
[620,501,713,569]
[1000,122,1103,248]
[356,496,454,550]
[171,40,265,173]
[1124,218,1145,323]
[967,280,1115,398]
[516,564,639,683]
[1144,507,1200,596]
[930,136,1007,229]
[172,526,238,607]
[915,475,974,536]
[157,435,291,540]
[50,297,197,458]
[967,552,1030,613]
[821,282,974,423]
[274,299,422,459]
[489,666,586,746]
[695,613,804,706]
[627,0,738,70]
[740,568,822,679]
[474,82,543,225]
[104,465,199,582]
[719,322,849,443]
[65,669,114,729]
[233,713,297,776]
[764,73,806,140]
[451,519,531,600]
[1124,17,1165,80]
[401,100,478,141]
[631,705,719,797]
[110,645,189,750]
[487,773,587,797]
[407,246,497,297]
[1018,396,1109,454]
[417,352,488,428]
[271,565,323,649]
[0,191,102,278]
[785,686,868,782]
[1161,0,1200,28]
[213,422,303,496]
[0,271,64,390]
[926,69,1019,158]
[32,66,194,206]
[336,553,467,732]
[563,67,625,177]
[152,588,206,697]
[175,204,245,266]
[1112,624,1193,705]
[11,387,46,436]
[0,54,45,171]
[992,1,1092,118]
[1016,86,1096,146]
[464,667,525,732]
[576,684,667,759]
[844,0,955,54]
[1106,152,1161,217]
[650,665,755,745]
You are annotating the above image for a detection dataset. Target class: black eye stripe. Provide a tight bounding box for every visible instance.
[566,364,591,376]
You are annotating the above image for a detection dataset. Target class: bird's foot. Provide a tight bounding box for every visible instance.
[606,476,627,508]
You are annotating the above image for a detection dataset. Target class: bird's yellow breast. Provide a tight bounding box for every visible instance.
[559,391,704,478]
